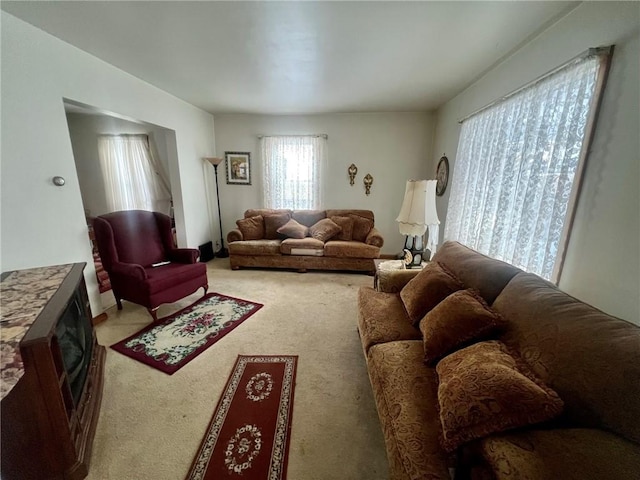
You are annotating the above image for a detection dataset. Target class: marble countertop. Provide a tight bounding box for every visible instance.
[1,264,73,400]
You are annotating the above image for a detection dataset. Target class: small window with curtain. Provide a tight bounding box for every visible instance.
[97,134,172,214]
[260,135,327,209]
[444,47,612,282]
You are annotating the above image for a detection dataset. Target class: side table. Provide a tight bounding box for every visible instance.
[373,259,428,293]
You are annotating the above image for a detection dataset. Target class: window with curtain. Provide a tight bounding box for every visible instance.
[261,135,326,209]
[444,48,611,282]
[98,134,172,214]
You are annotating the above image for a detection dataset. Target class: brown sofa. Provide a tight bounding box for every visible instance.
[227,209,384,272]
[357,241,640,479]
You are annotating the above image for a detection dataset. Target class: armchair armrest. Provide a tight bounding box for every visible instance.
[168,248,199,264]
[365,227,384,248]
[227,229,243,243]
[111,261,147,280]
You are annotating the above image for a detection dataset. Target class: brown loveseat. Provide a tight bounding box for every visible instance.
[357,241,640,479]
[227,209,383,272]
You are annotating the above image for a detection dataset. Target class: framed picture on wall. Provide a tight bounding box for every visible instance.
[225,152,251,185]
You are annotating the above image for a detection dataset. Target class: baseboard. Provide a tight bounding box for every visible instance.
[92,312,108,326]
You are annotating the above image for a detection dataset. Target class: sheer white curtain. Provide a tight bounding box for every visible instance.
[444,54,605,281]
[261,136,326,209]
[98,134,171,214]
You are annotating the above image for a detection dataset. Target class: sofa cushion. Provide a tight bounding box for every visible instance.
[479,428,640,480]
[324,241,379,259]
[432,241,522,304]
[330,216,354,241]
[264,212,292,239]
[145,262,207,294]
[420,289,505,365]
[280,238,325,255]
[245,208,291,219]
[350,214,374,242]
[276,218,308,239]
[228,239,282,256]
[436,340,564,453]
[309,218,341,242]
[236,215,264,240]
[400,262,464,326]
[493,272,640,444]
[367,341,452,480]
[292,210,326,227]
[357,287,420,353]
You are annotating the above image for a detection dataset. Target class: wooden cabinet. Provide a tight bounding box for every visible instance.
[1,263,106,480]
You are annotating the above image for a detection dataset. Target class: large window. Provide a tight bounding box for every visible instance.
[261,135,326,209]
[98,134,171,214]
[444,48,611,282]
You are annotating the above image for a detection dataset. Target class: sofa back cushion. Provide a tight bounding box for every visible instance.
[327,210,374,242]
[292,210,326,227]
[432,241,522,305]
[330,216,354,241]
[493,272,640,444]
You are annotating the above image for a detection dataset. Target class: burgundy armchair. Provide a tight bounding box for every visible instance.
[93,210,208,321]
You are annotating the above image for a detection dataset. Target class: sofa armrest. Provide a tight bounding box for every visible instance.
[365,227,384,248]
[227,229,243,243]
[168,248,199,264]
[111,261,147,280]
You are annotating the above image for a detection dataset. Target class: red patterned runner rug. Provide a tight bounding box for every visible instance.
[186,355,298,480]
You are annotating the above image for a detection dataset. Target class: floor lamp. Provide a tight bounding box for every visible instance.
[204,157,229,258]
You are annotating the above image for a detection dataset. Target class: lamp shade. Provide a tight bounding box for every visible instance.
[204,157,223,166]
[396,180,440,236]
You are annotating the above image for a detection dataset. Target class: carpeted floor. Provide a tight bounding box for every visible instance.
[88,258,389,479]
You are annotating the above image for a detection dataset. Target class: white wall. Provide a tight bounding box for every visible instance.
[213,113,435,254]
[66,112,173,217]
[1,13,216,315]
[431,2,640,323]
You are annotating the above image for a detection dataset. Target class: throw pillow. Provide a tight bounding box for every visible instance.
[309,218,342,242]
[420,289,506,365]
[436,340,564,453]
[330,216,355,241]
[350,214,374,242]
[277,218,309,239]
[400,262,464,326]
[236,215,264,241]
[264,212,291,239]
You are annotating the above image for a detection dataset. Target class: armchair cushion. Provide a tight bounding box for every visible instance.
[168,248,200,264]
[145,262,207,294]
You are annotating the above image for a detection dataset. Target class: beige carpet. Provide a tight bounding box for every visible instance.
[88,259,389,479]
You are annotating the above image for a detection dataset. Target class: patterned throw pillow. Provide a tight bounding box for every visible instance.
[330,216,355,241]
[350,214,374,242]
[309,218,342,242]
[400,262,464,326]
[436,340,564,452]
[236,215,264,241]
[420,289,506,365]
[264,212,292,239]
[277,219,309,239]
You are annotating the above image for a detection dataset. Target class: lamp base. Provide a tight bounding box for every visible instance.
[401,235,426,268]
[216,247,229,259]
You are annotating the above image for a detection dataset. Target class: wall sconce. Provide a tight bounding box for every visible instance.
[363,173,373,195]
[348,163,358,185]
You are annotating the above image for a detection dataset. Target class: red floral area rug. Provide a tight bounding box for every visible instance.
[185,355,298,480]
[111,294,263,374]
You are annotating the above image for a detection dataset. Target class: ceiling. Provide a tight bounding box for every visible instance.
[2,1,578,115]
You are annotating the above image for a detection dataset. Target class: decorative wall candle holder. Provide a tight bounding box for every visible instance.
[348,163,358,185]
[364,173,373,195]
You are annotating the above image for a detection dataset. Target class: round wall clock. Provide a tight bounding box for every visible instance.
[436,155,449,197]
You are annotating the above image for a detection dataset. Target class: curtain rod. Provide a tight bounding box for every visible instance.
[458,46,614,124]
[257,134,328,139]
